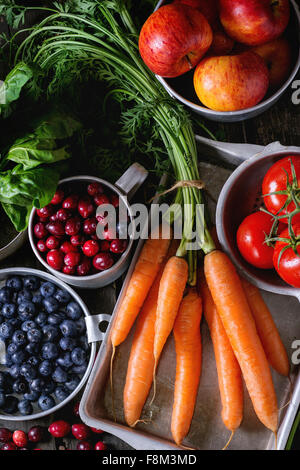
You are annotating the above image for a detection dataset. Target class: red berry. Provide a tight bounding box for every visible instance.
[95,441,106,450]
[94,194,109,207]
[46,221,65,237]
[77,257,92,276]
[110,194,119,208]
[63,265,76,275]
[93,252,114,271]
[34,222,48,239]
[110,239,127,254]
[90,427,104,434]
[100,240,110,252]
[72,423,90,441]
[56,208,72,222]
[48,421,71,438]
[78,197,95,219]
[83,217,97,235]
[73,402,80,417]
[51,189,64,205]
[46,236,60,250]
[103,227,115,241]
[49,213,58,222]
[37,239,48,253]
[12,430,28,448]
[82,240,99,257]
[36,204,55,220]
[2,442,17,450]
[60,241,77,254]
[0,428,12,443]
[47,249,64,270]
[62,194,79,210]
[64,251,81,267]
[77,440,93,451]
[28,426,44,443]
[70,234,86,247]
[65,217,81,236]
[87,182,104,197]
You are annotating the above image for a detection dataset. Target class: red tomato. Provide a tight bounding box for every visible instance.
[237,212,276,269]
[262,155,300,224]
[273,224,300,288]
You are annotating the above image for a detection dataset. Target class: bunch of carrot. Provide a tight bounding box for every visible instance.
[110,228,289,448]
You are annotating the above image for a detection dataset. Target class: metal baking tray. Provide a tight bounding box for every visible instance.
[80,142,300,450]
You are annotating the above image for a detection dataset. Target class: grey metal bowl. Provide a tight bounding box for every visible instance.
[154,0,300,122]
[0,231,27,264]
[0,267,97,421]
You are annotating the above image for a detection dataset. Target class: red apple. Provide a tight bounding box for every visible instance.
[139,4,213,78]
[250,37,292,89]
[209,25,235,55]
[173,0,218,26]
[219,0,290,46]
[193,51,270,111]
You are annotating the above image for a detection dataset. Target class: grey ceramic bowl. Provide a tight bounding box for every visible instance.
[154,0,300,122]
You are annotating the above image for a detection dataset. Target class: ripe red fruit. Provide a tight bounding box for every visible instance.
[37,204,55,220]
[51,189,65,205]
[87,182,104,197]
[95,441,106,450]
[0,428,12,443]
[63,265,76,275]
[56,208,72,222]
[94,194,109,207]
[71,423,90,441]
[48,421,71,438]
[83,217,97,235]
[100,240,110,252]
[64,251,81,267]
[103,227,115,241]
[28,426,44,443]
[70,234,86,247]
[65,217,81,236]
[77,440,93,450]
[78,197,95,219]
[12,430,28,448]
[34,222,48,239]
[83,240,99,257]
[60,240,78,254]
[93,252,114,271]
[2,442,17,450]
[62,194,79,210]
[46,221,65,237]
[46,236,60,250]
[47,249,64,270]
[110,239,127,254]
[77,257,92,276]
[91,427,104,434]
[37,239,48,253]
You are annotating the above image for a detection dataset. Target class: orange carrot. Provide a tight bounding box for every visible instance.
[241,278,290,377]
[171,288,202,446]
[204,250,278,432]
[198,271,243,433]
[123,240,179,427]
[111,227,170,348]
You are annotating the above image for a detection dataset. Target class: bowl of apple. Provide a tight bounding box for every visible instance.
[139,0,300,122]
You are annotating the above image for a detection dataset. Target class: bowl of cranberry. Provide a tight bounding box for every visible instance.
[28,164,148,288]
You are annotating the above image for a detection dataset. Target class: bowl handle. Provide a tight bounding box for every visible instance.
[114,163,148,201]
[85,314,111,343]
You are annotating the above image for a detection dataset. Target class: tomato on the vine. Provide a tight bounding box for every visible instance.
[273,224,300,288]
[262,155,300,224]
[236,211,278,269]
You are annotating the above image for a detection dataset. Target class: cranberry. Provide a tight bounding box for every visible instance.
[47,249,64,270]
[64,251,81,267]
[65,217,81,236]
[48,421,71,438]
[71,423,90,441]
[46,236,60,250]
[37,239,48,253]
[51,189,65,205]
[100,240,110,252]
[0,428,12,443]
[2,442,17,450]
[103,227,115,241]
[94,194,109,207]
[56,208,72,222]
[91,427,104,434]
[110,239,127,254]
[87,182,104,197]
[12,430,28,448]
[93,253,114,271]
[110,194,119,208]
[83,217,97,235]
[77,257,92,276]
[46,221,65,237]
[73,402,80,417]
[34,222,48,239]
[60,241,77,254]
[77,440,93,450]
[95,441,106,450]
[78,197,95,219]
[37,204,55,219]
[28,426,44,443]
[49,213,58,222]
[83,240,99,257]
[63,265,76,275]
[96,212,109,226]
[70,234,86,247]
[62,194,79,210]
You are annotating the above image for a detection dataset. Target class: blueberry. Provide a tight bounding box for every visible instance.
[2,395,18,414]
[47,312,64,326]
[9,364,21,379]
[21,320,36,332]
[52,366,68,383]
[39,360,53,377]
[11,350,26,365]
[18,301,36,321]
[0,392,5,408]
[42,325,59,342]
[72,363,88,375]
[40,282,56,298]
[5,354,13,367]
[0,287,12,303]
[43,379,55,394]
[18,399,33,415]
[13,378,28,394]
[66,301,82,320]
[25,342,40,356]
[7,318,20,329]
[27,356,39,368]
[35,312,47,327]
[57,352,73,370]
[30,378,45,393]
[24,390,40,402]
[43,297,59,314]
[0,371,6,390]
[60,320,78,338]
[42,342,59,360]
[1,373,13,393]
[0,321,15,340]
[6,342,20,356]
[2,303,16,319]
[79,335,89,352]
[17,289,32,304]
[55,385,69,402]
[32,293,43,305]
[59,337,76,352]
[55,289,71,305]
[38,394,55,411]
[23,276,40,291]
[71,347,86,366]
[20,363,37,381]
[6,276,23,292]
[65,374,80,392]
[76,317,86,335]
[12,329,27,347]
[27,328,42,343]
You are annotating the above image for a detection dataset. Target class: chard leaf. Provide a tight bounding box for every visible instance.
[0,62,33,118]
[1,201,32,232]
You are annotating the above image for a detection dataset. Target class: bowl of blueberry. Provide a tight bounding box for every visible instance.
[0,268,96,420]
[28,165,148,288]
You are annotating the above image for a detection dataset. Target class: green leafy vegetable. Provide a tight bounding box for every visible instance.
[0,62,33,118]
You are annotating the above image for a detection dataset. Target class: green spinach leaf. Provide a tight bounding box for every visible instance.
[0,62,33,118]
